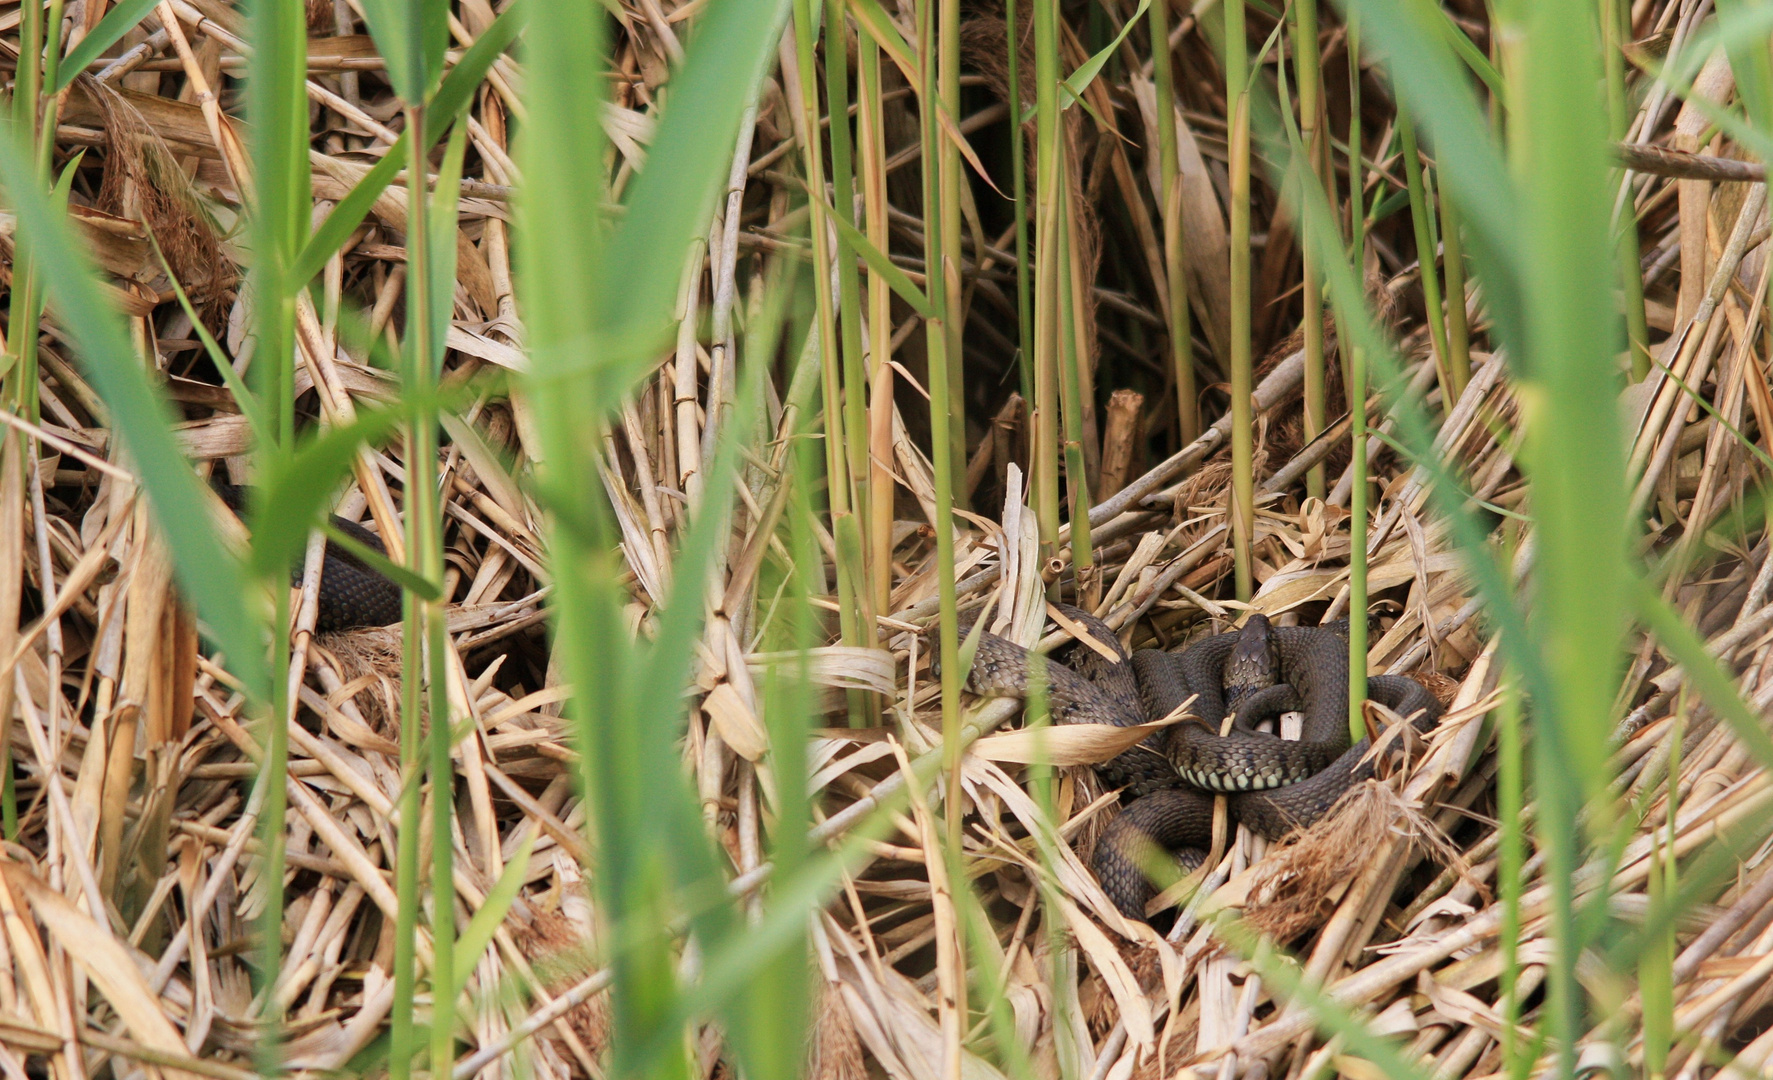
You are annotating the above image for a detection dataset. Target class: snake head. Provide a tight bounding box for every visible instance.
[1223,612,1279,707]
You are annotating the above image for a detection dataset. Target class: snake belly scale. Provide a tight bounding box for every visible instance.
[958,606,1442,920]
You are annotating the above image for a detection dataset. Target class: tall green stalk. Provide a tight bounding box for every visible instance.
[1007,0,1034,407]
[0,0,65,845]
[243,0,312,1065]
[401,101,458,1079]
[1603,0,1650,380]
[1345,10,1367,743]
[1439,190,1471,398]
[1225,0,1255,601]
[858,26,897,615]
[1031,0,1062,556]
[919,0,968,1041]
[824,6,874,634]
[1056,179,1094,603]
[1150,0,1197,444]
[1518,0,1630,1069]
[1397,108,1452,407]
[1294,0,1328,498]
[938,0,967,511]
[789,0,863,664]
[1497,676,1528,1080]
[1346,347,1369,742]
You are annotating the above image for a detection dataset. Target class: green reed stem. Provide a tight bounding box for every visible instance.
[1150,0,1196,445]
[1397,108,1451,407]
[857,27,896,616]
[1056,180,1094,601]
[1008,0,1034,407]
[1343,9,1368,746]
[7,0,44,420]
[1439,190,1471,398]
[1497,675,1527,1080]
[824,7,872,562]
[1642,691,1682,1080]
[396,99,457,1080]
[938,0,967,512]
[918,0,968,1036]
[790,0,862,662]
[857,28,897,617]
[1602,0,1650,380]
[1346,10,1364,287]
[1225,0,1254,601]
[1294,0,1327,498]
[1031,0,1061,557]
[1346,350,1368,742]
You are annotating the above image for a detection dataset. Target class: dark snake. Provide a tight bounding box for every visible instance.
[217,484,404,633]
[958,606,1442,920]
[223,483,1441,920]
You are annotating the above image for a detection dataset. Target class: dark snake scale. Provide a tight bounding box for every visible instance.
[217,485,404,633]
[959,606,1442,920]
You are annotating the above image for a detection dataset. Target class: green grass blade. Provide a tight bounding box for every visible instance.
[452,833,535,989]
[52,0,159,93]
[355,0,451,104]
[1337,0,1523,351]
[592,0,791,376]
[1057,0,1150,110]
[0,123,266,700]
[248,405,410,581]
[518,2,673,1075]
[1634,581,1773,773]
[316,520,443,601]
[147,227,271,449]
[426,122,467,374]
[722,416,816,1080]
[296,148,406,290]
[829,211,932,315]
[291,1,526,288]
[846,0,918,83]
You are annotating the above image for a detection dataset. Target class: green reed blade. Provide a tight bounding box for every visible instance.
[355,0,451,104]
[292,1,526,287]
[249,405,409,581]
[52,0,160,93]
[453,833,535,987]
[1396,108,1451,404]
[592,0,791,380]
[315,521,443,600]
[148,229,270,449]
[1336,0,1524,350]
[829,213,933,315]
[0,124,266,699]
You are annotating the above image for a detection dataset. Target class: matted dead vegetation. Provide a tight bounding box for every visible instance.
[0,0,1769,1078]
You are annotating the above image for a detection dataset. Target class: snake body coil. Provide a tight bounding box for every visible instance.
[217,484,404,632]
[959,607,1441,920]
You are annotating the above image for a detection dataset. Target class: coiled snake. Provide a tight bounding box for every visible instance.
[958,606,1442,920]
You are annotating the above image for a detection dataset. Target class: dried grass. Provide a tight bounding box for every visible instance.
[0,0,1767,1077]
